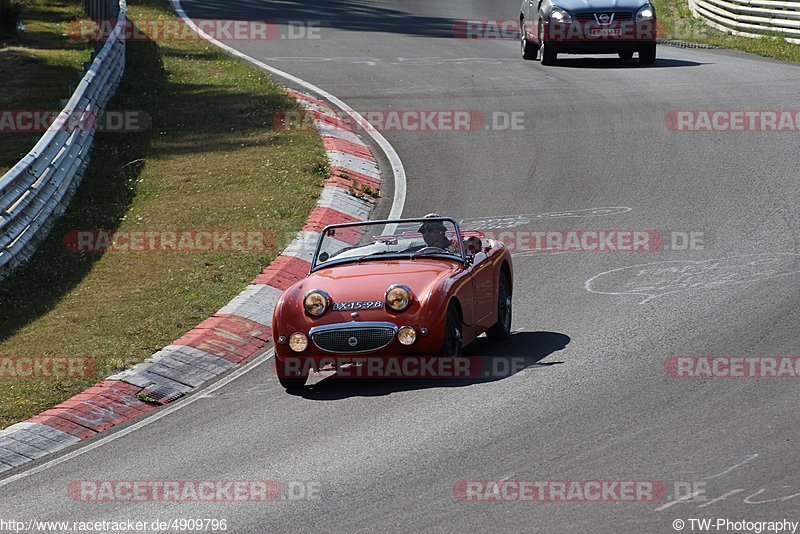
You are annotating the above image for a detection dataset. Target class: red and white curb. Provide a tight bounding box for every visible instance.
[0,91,382,474]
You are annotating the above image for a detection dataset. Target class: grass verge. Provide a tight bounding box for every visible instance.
[654,0,800,63]
[0,0,90,173]
[0,0,327,428]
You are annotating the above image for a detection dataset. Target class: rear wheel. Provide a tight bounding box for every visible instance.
[487,273,512,341]
[619,51,634,60]
[441,302,463,357]
[521,19,538,60]
[639,43,656,64]
[539,24,557,66]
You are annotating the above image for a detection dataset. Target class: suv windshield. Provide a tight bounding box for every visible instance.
[312,218,465,271]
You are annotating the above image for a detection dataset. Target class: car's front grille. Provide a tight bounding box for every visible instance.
[311,326,396,353]
[574,12,634,22]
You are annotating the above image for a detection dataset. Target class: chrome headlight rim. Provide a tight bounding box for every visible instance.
[303,289,331,317]
[636,3,655,21]
[385,284,413,312]
[550,7,573,24]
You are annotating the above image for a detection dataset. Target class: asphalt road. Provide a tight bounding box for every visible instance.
[3,1,800,532]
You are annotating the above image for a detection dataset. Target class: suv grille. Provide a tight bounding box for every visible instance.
[311,326,396,353]
[574,12,634,21]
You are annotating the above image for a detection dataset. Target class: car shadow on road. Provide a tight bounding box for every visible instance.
[551,57,706,68]
[292,331,570,400]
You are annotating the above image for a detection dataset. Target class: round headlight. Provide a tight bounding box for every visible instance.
[289,332,308,352]
[304,290,330,317]
[385,285,413,312]
[397,326,417,346]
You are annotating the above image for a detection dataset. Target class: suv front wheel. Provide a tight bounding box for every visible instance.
[521,19,538,60]
[639,43,656,65]
[539,23,557,65]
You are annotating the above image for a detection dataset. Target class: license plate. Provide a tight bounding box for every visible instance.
[332,300,384,311]
[589,28,622,37]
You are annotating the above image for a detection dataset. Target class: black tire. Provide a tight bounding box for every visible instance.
[539,24,557,66]
[619,51,634,60]
[521,19,538,60]
[639,43,656,65]
[441,302,463,357]
[487,273,512,341]
[276,360,307,390]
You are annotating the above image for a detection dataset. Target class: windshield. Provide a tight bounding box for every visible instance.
[312,218,465,270]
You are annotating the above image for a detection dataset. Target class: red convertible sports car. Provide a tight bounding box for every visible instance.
[271,216,514,389]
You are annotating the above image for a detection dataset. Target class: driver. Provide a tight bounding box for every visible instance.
[418,214,454,251]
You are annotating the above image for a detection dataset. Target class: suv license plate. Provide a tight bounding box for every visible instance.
[590,28,622,36]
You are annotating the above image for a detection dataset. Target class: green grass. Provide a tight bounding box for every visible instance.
[0,0,90,173]
[0,0,327,428]
[654,0,800,63]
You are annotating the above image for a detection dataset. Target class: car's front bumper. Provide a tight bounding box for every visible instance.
[542,20,657,53]
[275,319,447,369]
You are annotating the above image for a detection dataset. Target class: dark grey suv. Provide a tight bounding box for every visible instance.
[520,0,657,65]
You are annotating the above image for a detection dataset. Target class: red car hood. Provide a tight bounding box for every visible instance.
[298,259,460,303]
[275,258,464,328]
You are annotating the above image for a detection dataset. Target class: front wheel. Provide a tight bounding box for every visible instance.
[441,302,463,357]
[619,51,634,60]
[276,359,307,390]
[639,43,656,65]
[487,273,512,341]
[539,25,557,66]
[521,19,538,60]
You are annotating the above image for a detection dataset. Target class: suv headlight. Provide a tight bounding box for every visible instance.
[385,285,413,312]
[550,7,572,23]
[303,290,330,317]
[636,4,655,21]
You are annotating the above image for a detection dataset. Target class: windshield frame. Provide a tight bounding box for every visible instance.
[310,217,465,273]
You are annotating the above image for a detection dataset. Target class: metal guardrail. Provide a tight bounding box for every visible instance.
[688,0,800,44]
[0,0,127,283]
